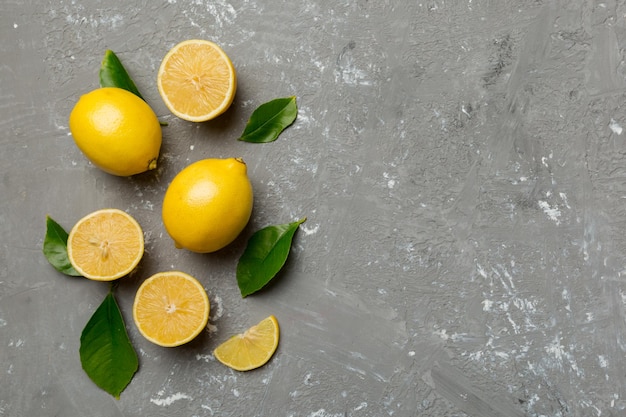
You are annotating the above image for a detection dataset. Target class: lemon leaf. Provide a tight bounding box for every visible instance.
[80,290,138,399]
[99,50,144,100]
[237,218,306,297]
[238,96,297,143]
[43,215,81,276]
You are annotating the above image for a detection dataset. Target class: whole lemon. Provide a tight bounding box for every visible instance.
[162,158,253,253]
[69,87,162,176]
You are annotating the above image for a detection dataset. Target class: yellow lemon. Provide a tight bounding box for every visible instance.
[162,158,253,253]
[67,208,144,281]
[157,39,237,122]
[213,315,280,371]
[133,271,210,347]
[69,87,162,176]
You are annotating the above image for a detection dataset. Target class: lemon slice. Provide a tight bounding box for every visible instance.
[157,39,237,122]
[133,271,210,347]
[213,315,280,371]
[67,208,144,281]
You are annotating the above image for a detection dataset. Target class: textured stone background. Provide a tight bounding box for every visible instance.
[3,0,626,416]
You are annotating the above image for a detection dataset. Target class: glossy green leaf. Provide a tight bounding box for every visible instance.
[237,218,306,297]
[238,96,298,143]
[80,290,138,399]
[99,50,144,100]
[43,216,81,276]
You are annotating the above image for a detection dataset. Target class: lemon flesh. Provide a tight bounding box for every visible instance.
[67,208,144,281]
[157,39,237,122]
[133,271,210,347]
[213,315,280,371]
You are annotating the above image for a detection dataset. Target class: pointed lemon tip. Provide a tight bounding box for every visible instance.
[148,159,158,171]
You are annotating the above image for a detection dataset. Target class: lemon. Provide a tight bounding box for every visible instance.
[213,315,280,371]
[67,208,144,281]
[162,158,253,253]
[133,271,210,347]
[69,87,162,176]
[157,39,237,122]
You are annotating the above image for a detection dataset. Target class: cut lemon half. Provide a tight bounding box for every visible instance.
[67,208,144,281]
[157,39,237,122]
[213,315,280,371]
[133,271,210,347]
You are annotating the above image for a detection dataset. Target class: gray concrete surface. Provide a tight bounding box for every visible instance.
[3,0,626,416]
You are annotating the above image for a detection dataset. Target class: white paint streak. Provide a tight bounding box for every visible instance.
[434,328,450,340]
[301,223,320,235]
[212,294,225,319]
[196,353,213,362]
[383,172,397,189]
[538,200,561,225]
[308,409,344,417]
[559,192,571,209]
[598,355,608,368]
[8,339,24,347]
[65,13,124,29]
[609,118,623,135]
[354,402,368,411]
[150,391,192,406]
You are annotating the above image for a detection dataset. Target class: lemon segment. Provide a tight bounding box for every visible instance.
[157,39,237,122]
[132,271,210,347]
[67,208,144,281]
[162,158,253,253]
[69,87,162,176]
[213,315,280,371]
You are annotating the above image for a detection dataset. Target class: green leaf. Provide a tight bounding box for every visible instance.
[237,218,306,297]
[99,50,144,100]
[238,96,298,143]
[80,290,139,399]
[43,216,81,276]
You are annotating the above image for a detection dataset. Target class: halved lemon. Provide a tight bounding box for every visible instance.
[67,208,144,281]
[157,39,237,122]
[213,315,280,371]
[133,271,210,347]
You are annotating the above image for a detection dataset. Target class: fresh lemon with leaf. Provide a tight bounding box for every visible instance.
[157,39,237,122]
[162,158,253,253]
[69,87,162,176]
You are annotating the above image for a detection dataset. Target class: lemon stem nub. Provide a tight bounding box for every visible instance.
[148,159,158,170]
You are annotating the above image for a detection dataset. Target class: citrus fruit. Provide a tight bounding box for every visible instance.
[162,158,253,253]
[213,315,280,371]
[69,87,162,176]
[67,208,144,281]
[157,39,237,122]
[132,271,210,347]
